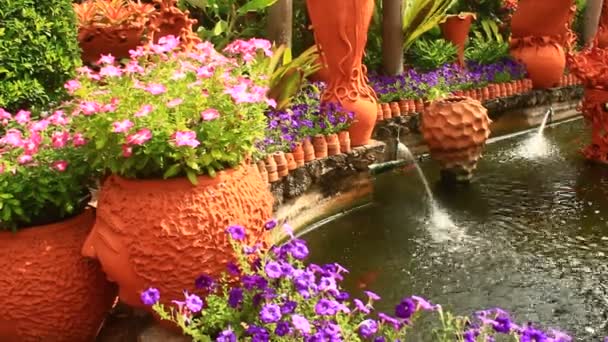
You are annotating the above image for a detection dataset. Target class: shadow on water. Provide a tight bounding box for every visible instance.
[303,119,608,341]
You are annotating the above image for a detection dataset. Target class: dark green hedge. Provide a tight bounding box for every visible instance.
[0,0,81,112]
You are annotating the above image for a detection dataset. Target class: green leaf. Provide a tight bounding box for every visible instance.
[237,0,278,15]
[186,169,198,185]
[212,20,227,36]
[163,164,182,179]
[95,135,107,149]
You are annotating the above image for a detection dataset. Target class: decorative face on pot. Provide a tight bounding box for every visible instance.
[82,166,274,308]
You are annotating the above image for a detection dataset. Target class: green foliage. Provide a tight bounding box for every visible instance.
[66,38,273,182]
[408,39,457,71]
[402,0,456,52]
[364,0,383,72]
[472,19,504,43]
[267,45,321,110]
[465,37,508,65]
[0,109,94,231]
[179,0,275,49]
[573,0,587,49]
[0,0,82,112]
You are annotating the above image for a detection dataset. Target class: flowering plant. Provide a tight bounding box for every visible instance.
[65,36,274,183]
[0,108,94,231]
[142,221,573,341]
[73,0,156,28]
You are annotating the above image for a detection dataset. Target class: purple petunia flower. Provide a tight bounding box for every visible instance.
[141,287,160,305]
[411,295,437,311]
[184,292,203,313]
[260,303,282,323]
[315,298,338,316]
[395,297,416,319]
[364,290,381,302]
[354,298,371,314]
[194,274,214,290]
[216,327,236,342]
[246,325,269,342]
[226,262,240,275]
[226,225,246,240]
[265,261,283,279]
[378,312,404,330]
[292,314,311,334]
[520,324,548,342]
[243,275,268,290]
[264,219,278,230]
[228,287,243,308]
[275,321,291,337]
[289,239,309,260]
[281,300,297,314]
[358,319,378,338]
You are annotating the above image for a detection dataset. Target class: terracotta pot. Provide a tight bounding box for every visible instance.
[273,151,289,177]
[510,38,566,89]
[407,99,416,114]
[376,104,384,122]
[505,82,513,96]
[338,131,352,153]
[303,138,316,162]
[149,0,200,48]
[580,88,608,163]
[488,84,497,99]
[81,166,273,311]
[78,25,145,64]
[399,100,409,113]
[389,101,401,117]
[420,96,492,182]
[326,133,341,156]
[439,13,476,66]
[481,87,490,100]
[307,0,377,147]
[313,134,328,158]
[291,143,305,167]
[285,152,297,171]
[510,0,575,39]
[415,99,424,112]
[256,160,268,183]
[0,209,117,341]
[264,155,279,182]
[381,103,392,120]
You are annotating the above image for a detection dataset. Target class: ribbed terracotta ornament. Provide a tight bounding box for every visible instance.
[81,166,273,312]
[421,97,492,182]
[0,209,117,341]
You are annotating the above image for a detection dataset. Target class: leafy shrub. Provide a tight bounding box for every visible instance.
[0,108,94,231]
[465,37,509,65]
[408,39,458,71]
[65,36,273,183]
[0,0,81,112]
[142,221,575,341]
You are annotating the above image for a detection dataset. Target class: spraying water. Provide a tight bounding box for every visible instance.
[514,108,555,159]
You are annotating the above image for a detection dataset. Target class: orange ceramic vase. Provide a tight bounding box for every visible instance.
[421,97,492,182]
[307,0,378,147]
[510,0,575,39]
[81,166,273,312]
[510,37,566,89]
[440,13,476,66]
[0,209,117,342]
[78,26,145,64]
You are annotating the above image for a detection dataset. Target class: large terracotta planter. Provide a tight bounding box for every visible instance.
[421,96,492,183]
[307,0,378,147]
[149,0,200,49]
[0,209,117,341]
[579,89,608,163]
[81,166,273,310]
[510,37,566,89]
[510,0,575,39]
[78,25,145,64]
[440,13,476,66]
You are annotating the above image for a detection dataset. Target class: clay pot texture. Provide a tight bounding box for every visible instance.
[291,143,305,167]
[440,13,476,66]
[273,151,289,177]
[307,0,378,147]
[256,160,268,183]
[398,100,409,113]
[285,152,297,171]
[510,38,566,89]
[421,96,491,174]
[78,26,145,64]
[313,134,328,158]
[510,0,575,39]
[381,103,392,119]
[338,131,352,153]
[0,209,117,342]
[326,133,341,156]
[81,166,273,310]
[264,155,279,182]
[389,102,401,117]
[303,138,316,162]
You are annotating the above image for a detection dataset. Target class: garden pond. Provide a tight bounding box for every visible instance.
[303,118,608,341]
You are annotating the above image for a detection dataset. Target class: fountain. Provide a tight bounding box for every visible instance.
[514,107,555,159]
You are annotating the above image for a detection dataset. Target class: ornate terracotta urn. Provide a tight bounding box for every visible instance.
[306,0,378,147]
[440,13,476,66]
[421,97,492,183]
[81,166,273,311]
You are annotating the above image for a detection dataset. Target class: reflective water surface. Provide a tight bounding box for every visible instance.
[304,119,608,340]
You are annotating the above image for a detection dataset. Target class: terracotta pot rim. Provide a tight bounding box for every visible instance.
[0,207,94,238]
[79,23,147,33]
[107,166,246,190]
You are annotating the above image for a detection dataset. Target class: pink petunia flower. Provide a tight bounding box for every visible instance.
[72,133,87,147]
[112,119,134,133]
[122,144,133,157]
[172,130,200,148]
[14,110,31,124]
[126,128,152,145]
[167,98,183,108]
[201,108,220,121]
[64,80,81,94]
[17,154,33,165]
[52,131,70,148]
[49,110,69,126]
[99,65,123,78]
[97,54,115,65]
[125,61,144,74]
[134,104,153,117]
[0,129,24,147]
[196,66,214,78]
[52,160,68,172]
[79,101,102,115]
[0,108,10,120]
[145,83,167,95]
[29,119,50,132]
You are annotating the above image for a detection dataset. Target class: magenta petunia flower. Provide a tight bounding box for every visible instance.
[126,128,152,145]
[172,130,200,148]
[145,83,167,95]
[52,160,68,172]
[201,108,220,121]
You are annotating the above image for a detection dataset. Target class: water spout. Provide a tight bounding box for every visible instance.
[513,108,555,159]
